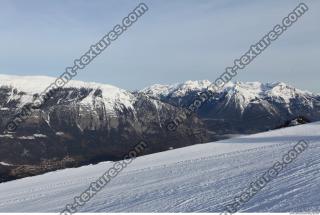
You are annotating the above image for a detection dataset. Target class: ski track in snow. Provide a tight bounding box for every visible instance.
[0,122,319,212]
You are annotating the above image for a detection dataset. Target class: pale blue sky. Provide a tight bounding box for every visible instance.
[0,0,319,92]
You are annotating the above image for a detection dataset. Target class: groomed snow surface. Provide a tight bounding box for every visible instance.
[0,122,319,213]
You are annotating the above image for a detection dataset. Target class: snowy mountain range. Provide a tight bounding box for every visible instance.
[0,74,319,182]
[141,80,320,137]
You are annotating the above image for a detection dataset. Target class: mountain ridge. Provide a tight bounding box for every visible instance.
[1,74,318,96]
[0,74,319,182]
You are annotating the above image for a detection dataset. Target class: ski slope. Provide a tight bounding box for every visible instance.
[0,122,319,213]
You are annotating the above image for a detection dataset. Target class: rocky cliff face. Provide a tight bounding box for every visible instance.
[0,75,319,182]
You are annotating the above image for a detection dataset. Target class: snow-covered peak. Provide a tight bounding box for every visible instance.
[0,74,57,93]
[222,82,265,108]
[220,81,316,113]
[1,74,317,112]
[173,80,212,97]
[0,74,135,111]
[141,80,212,98]
[140,84,179,98]
[140,80,319,114]
[0,74,128,95]
[142,80,316,101]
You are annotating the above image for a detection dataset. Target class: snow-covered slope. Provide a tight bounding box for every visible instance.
[0,122,319,212]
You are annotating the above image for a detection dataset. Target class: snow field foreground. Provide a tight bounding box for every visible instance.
[0,122,319,212]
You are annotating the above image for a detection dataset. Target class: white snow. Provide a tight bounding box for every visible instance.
[17,136,35,140]
[33,134,47,138]
[0,162,12,166]
[0,134,14,139]
[142,80,316,99]
[56,132,65,136]
[142,80,318,113]
[141,80,212,98]
[0,74,135,112]
[0,122,319,212]
[1,74,318,115]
